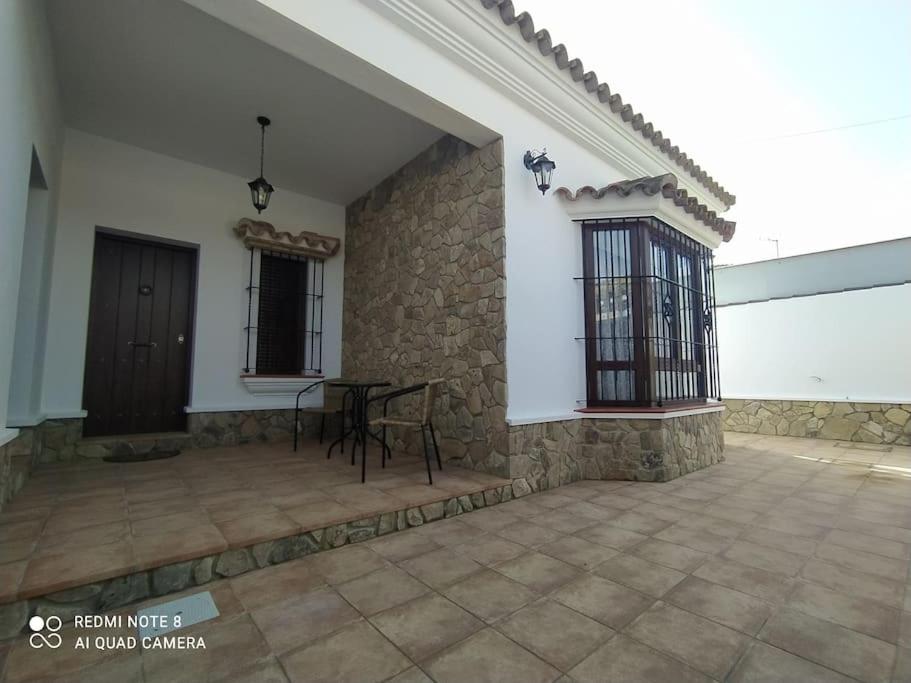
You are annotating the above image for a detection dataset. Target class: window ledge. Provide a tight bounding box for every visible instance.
[240,375,324,397]
[575,403,725,420]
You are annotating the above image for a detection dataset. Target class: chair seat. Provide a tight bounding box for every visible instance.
[370,417,423,427]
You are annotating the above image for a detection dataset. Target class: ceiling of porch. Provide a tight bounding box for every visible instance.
[46,0,446,204]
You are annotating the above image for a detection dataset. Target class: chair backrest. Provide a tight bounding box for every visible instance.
[323,378,350,411]
[421,379,446,424]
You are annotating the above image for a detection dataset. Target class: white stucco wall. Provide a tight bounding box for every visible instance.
[41,130,345,417]
[0,0,63,441]
[717,285,911,403]
[196,0,660,423]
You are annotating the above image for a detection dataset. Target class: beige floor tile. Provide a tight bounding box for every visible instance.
[280,620,411,683]
[142,614,271,683]
[814,542,909,582]
[653,523,732,554]
[552,574,654,629]
[753,513,830,539]
[632,538,710,572]
[594,553,687,598]
[251,586,360,653]
[825,529,910,560]
[369,592,483,661]
[399,547,484,590]
[569,633,712,683]
[727,641,855,683]
[458,507,522,531]
[801,559,905,608]
[230,558,326,611]
[495,521,562,548]
[530,509,601,534]
[337,566,429,616]
[497,599,614,672]
[367,530,441,562]
[625,602,751,679]
[607,511,673,535]
[453,535,526,566]
[443,569,536,623]
[538,536,618,570]
[423,628,560,683]
[666,575,775,635]
[723,540,806,577]
[693,558,793,603]
[307,544,389,585]
[494,552,582,594]
[218,656,289,683]
[788,581,901,644]
[742,526,818,557]
[386,667,434,683]
[759,608,896,683]
[412,518,484,546]
[575,523,648,551]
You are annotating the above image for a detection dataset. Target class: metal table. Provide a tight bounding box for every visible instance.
[325,379,391,482]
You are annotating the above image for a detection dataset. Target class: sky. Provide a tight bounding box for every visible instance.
[514,0,911,264]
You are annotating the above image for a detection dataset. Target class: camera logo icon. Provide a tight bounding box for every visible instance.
[29,616,62,649]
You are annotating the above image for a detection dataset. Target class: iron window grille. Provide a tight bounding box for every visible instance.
[577,217,720,407]
[243,247,324,375]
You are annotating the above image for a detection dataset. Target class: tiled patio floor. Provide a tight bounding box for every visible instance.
[0,440,509,602]
[2,433,911,682]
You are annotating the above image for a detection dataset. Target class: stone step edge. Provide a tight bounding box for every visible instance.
[0,477,534,641]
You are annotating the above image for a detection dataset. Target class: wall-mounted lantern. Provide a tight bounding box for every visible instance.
[248,116,275,213]
[523,149,556,195]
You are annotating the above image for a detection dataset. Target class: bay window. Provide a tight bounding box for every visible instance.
[580,217,719,407]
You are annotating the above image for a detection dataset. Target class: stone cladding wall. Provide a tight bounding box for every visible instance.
[723,399,911,445]
[507,411,725,491]
[342,135,508,478]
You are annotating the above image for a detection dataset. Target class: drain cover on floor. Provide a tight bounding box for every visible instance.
[136,591,219,640]
[103,449,181,463]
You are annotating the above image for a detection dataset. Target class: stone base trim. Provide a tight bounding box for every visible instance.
[508,411,725,491]
[0,480,527,641]
[723,399,911,445]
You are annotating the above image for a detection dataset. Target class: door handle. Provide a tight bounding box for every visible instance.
[127,341,158,349]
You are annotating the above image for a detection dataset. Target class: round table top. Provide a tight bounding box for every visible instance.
[326,379,391,389]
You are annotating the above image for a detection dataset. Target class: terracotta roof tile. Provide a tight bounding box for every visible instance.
[479,0,736,208]
[555,174,737,242]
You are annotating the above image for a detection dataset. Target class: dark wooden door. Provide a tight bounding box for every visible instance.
[83,233,195,437]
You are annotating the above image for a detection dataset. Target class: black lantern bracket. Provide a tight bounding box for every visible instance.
[523,149,556,195]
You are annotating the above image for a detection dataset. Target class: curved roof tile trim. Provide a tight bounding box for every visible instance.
[479,0,736,208]
[555,174,737,242]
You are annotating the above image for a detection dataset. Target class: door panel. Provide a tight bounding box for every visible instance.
[83,233,195,437]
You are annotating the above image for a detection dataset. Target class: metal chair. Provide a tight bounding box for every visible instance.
[294,379,349,451]
[368,379,446,484]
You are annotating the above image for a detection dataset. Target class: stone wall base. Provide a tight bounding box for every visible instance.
[508,411,725,491]
[723,399,911,445]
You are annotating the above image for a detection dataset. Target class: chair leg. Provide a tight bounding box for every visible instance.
[428,421,443,471]
[319,413,325,444]
[421,426,434,486]
[380,424,386,468]
[293,406,299,452]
